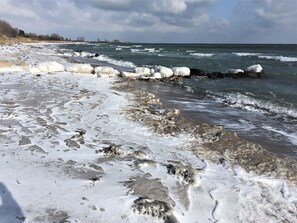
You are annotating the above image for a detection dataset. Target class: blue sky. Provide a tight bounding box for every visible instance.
[0,0,296,43]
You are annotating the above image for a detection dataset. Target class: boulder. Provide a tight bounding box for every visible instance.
[95,66,118,77]
[190,68,207,77]
[207,72,225,79]
[155,66,173,78]
[66,64,94,74]
[244,64,264,78]
[226,69,244,74]
[37,61,65,73]
[134,67,151,76]
[172,67,190,77]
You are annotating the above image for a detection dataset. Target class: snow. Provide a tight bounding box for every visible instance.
[226,69,244,74]
[0,43,296,223]
[245,64,263,73]
[66,64,94,74]
[0,66,23,73]
[37,61,65,73]
[155,66,173,78]
[134,67,151,76]
[95,66,119,77]
[172,67,190,77]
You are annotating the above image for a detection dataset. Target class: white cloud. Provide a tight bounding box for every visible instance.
[0,0,295,43]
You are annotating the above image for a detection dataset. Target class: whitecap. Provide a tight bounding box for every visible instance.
[211,92,297,118]
[258,55,297,62]
[190,53,214,57]
[233,52,261,57]
[94,54,135,68]
[262,126,297,145]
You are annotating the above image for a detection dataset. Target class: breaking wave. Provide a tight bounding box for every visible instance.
[190,53,214,57]
[209,92,297,119]
[94,54,136,68]
[233,52,261,57]
[258,55,297,62]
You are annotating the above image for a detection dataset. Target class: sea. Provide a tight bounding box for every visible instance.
[58,43,297,158]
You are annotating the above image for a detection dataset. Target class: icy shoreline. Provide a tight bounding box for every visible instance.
[0,43,297,223]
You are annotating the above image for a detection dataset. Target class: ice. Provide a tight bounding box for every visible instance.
[226,69,244,74]
[66,64,94,74]
[134,67,151,76]
[95,66,119,77]
[172,67,190,77]
[245,64,263,73]
[155,66,173,78]
[0,66,23,72]
[0,43,296,223]
[37,61,65,73]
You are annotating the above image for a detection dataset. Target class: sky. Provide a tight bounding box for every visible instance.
[0,0,296,43]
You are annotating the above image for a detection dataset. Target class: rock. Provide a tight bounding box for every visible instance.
[226,69,244,74]
[37,61,65,73]
[134,67,151,76]
[190,68,207,77]
[132,197,178,222]
[207,72,225,79]
[66,64,94,74]
[155,66,173,78]
[172,67,190,77]
[95,66,118,77]
[244,64,264,78]
[166,163,202,186]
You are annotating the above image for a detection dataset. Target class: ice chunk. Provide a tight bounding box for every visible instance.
[95,66,118,77]
[66,64,94,74]
[155,66,173,78]
[134,67,151,76]
[121,71,141,78]
[245,64,263,73]
[37,61,65,73]
[152,72,162,79]
[172,67,190,76]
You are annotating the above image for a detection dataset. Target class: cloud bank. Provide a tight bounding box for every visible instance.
[0,0,296,43]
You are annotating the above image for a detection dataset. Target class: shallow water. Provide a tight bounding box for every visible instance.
[58,43,297,158]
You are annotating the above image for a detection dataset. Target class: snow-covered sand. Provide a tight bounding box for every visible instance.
[0,43,296,223]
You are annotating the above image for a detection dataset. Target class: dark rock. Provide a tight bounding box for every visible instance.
[208,72,225,79]
[190,68,207,77]
[94,53,99,57]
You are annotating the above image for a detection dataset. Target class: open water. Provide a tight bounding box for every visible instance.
[59,43,297,158]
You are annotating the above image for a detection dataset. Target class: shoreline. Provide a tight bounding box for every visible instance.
[0,42,297,222]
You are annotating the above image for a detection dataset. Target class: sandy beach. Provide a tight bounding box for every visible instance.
[0,42,297,223]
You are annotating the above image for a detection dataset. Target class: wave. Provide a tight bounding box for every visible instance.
[233,52,261,57]
[258,55,297,62]
[262,126,297,145]
[190,53,214,57]
[131,48,162,54]
[94,54,135,68]
[209,92,297,119]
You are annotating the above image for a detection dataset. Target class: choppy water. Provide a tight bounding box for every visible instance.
[59,43,297,158]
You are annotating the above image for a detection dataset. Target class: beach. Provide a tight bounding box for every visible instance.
[0,42,297,223]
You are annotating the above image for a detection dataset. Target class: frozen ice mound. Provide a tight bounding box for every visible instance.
[155,66,173,78]
[66,64,94,74]
[95,66,119,78]
[172,67,190,77]
[37,61,65,73]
